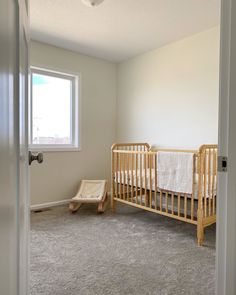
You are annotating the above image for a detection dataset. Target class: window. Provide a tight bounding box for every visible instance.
[30,67,80,151]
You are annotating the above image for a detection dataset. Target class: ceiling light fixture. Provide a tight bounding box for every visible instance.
[81,0,105,7]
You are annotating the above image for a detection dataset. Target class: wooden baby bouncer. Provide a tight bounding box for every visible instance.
[69,180,108,213]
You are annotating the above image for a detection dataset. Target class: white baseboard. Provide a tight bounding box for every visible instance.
[30,199,71,211]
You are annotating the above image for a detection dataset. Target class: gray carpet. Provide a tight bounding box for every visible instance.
[30,204,216,295]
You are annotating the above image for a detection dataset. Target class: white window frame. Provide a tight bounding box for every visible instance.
[29,67,80,152]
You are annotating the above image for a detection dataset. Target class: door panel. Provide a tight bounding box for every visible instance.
[19,1,30,294]
[19,27,29,295]
[0,0,29,294]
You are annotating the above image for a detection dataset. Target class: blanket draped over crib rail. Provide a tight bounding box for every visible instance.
[157,151,194,194]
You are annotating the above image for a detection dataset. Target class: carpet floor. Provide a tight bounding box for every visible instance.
[30,204,216,295]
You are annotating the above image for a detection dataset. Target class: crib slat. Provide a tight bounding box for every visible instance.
[208,149,211,216]
[191,194,194,220]
[160,191,163,212]
[184,194,187,219]
[154,154,157,210]
[198,151,203,220]
[112,149,115,200]
[171,193,174,215]
[120,153,123,199]
[149,155,152,208]
[135,153,138,204]
[140,152,143,205]
[123,153,126,200]
[212,149,216,215]
[113,152,115,196]
[178,193,180,216]
[115,153,118,197]
[204,150,207,217]
[126,153,129,201]
[144,153,147,206]
[165,192,168,213]
[208,149,211,196]
[121,153,124,199]
[191,155,195,220]
[127,152,130,201]
[131,153,134,202]
[119,153,122,199]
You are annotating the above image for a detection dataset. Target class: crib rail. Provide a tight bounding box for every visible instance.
[111,142,150,152]
[111,143,218,245]
[112,147,200,224]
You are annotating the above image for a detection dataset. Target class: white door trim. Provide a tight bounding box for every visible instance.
[216,0,236,294]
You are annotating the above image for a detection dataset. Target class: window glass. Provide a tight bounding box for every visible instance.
[30,68,79,150]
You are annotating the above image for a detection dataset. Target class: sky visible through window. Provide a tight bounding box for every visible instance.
[32,73,71,145]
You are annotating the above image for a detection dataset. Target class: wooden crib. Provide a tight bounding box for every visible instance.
[111,143,217,246]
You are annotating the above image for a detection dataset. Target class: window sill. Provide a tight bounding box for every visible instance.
[29,145,81,152]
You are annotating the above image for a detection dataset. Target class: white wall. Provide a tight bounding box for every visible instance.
[30,41,117,206]
[30,27,220,205]
[117,27,220,149]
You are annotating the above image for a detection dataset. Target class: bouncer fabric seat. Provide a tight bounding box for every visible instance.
[69,180,107,213]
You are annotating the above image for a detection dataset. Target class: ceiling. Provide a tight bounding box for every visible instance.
[30,0,221,62]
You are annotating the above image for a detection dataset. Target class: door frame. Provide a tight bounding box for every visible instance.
[216,0,236,294]
[5,0,236,294]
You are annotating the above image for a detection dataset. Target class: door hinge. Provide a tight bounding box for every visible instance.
[218,156,228,172]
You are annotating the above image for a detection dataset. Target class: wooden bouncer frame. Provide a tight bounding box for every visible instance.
[111,143,217,246]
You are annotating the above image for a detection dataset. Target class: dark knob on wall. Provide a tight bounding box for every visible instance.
[29,151,43,165]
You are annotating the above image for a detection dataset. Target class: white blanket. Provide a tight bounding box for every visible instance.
[157,152,194,194]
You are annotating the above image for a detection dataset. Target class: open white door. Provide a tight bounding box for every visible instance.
[19,1,30,294]
[217,0,236,294]
[0,0,30,294]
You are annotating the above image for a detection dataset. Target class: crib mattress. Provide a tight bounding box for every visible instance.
[115,169,216,199]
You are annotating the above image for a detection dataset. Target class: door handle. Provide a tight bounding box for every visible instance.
[29,151,43,165]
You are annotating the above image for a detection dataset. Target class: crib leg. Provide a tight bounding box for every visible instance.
[111,196,116,213]
[197,225,204,246]
[197,209,204,246]
[145,191,149,206]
